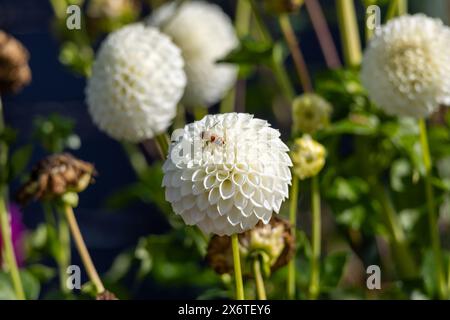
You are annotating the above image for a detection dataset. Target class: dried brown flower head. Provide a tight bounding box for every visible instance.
[0,30,31,94]
[16,153,96,205]
[96,290,119,300]
[207,217,295,276]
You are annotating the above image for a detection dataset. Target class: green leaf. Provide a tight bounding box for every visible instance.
[0,272,16,300]
[218,37,273,67]
[20,270,40,300]
[321,252,348,290]
[9,144,33,181]
[26,264,56,283]
[390,159,411,192]
[421,250,437,298]
[336,206,366,230]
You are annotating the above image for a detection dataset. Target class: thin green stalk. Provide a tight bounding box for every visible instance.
[371,183,418,279]
[336,0,362,67]
[253,258,267,300]
[220,89,236,114]
[247,0,272,43]
[271,47,296,102]
[0,196,25,300]
[155,133,170,159]
[236,0,251,37]
[309,175,321,300]
[278,14,313,93]
[0,97,8,185]
[386,0,408,21]
[63,204,105,294]
[193,106,207,121]
[173,104,186,130]
[287,176,299,299]
[419,119,447,299]
[43,202,71,293]
[231,233,245,300]
[247,0,295,102]
[58,214,71,293]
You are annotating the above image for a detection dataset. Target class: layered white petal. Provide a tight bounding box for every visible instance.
[163,113,292,236]
[86,24,186,142]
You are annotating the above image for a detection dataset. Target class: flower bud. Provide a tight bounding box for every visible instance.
[0,31,31,94]
[206,217,295,276]
[291,135,326,180]
[292,93,332,134]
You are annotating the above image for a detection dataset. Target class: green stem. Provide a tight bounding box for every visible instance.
[44,202,71,293]
[247,0,272,43]
[247,0,295,102]
[236,0,252,37]
[63,204,105,294]
[386,0,408,21]
[278,14,313,93]
[155,133,170,159]
[173,104,186,130]
[231,233,245,300]
[287,175,298,299]
[271,44,296,101]
[0,196,25,300]
[0,97,8,185]
[253,258,267,300]
[309,175,321,300]
[220,89,236,114]
[419,119,447,299]
[371,182,418,279]
[336,0,362,67]
[58,214,71,293]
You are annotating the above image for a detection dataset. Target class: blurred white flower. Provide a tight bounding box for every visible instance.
[86,23,186,142]
[149,1,238,108]
[162,113,292,236]
[361,14,450,118]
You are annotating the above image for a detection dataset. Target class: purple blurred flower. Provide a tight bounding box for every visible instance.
[0,203,26,266]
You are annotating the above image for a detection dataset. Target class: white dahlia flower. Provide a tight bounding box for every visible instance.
[149,1,238,108]
[162,113,292,236]
[361,14,450,118]
[86,23,186,142]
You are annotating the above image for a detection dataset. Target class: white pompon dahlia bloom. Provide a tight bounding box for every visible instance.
[86,24,186,142]
[149,1,238,108]
[162,113,292,236]
[361,14,450,118]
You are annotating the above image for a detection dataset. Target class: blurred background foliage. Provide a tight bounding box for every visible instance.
[1,0,450,299]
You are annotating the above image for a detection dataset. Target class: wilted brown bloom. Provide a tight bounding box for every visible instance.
[96,290,119,300]
[207,217,295,276]
[263,0,304,15]
[16,153,96,205]
[0,30,31,94]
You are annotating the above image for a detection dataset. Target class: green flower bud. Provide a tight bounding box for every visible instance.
[291,135,326,180]
[292,93,332,134]
[206,217,295,276]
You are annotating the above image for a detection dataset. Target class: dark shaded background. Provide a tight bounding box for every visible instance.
[0,0,448,298]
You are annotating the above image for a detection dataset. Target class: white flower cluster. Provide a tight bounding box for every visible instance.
[86,24,186,142]
[150,1,238,108]
[162,113,292,235]
[361,14,450,118]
